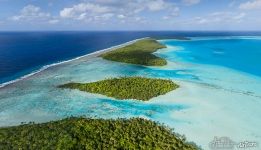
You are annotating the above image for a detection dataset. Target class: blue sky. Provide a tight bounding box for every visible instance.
[0,0,260,31]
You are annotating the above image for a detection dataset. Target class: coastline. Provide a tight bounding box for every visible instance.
[0,37,149,89]
[2,35,260,89]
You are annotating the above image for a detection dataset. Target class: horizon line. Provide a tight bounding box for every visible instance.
[1,30,261,32]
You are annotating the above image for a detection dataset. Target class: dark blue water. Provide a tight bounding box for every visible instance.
[1,31,261,84]
[0,31,146,84]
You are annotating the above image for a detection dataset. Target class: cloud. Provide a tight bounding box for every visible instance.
[117,14,126,19]
[94,13,115,21]
[181,11,247,25]
[10,5,50,21]
[162,6,180,19]
[182,0,201,6]
[239,0,261,10]
[210,12,246,23]
[59,0,179,23]
[10,5,61,25]
[60,3,110,19]
[93,0,172,11]
[60,2,118,22]
[147,0,170,11]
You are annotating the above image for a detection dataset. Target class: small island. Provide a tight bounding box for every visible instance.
[0,117,199,150]
[100,38,167,66]
[59,77,179,101]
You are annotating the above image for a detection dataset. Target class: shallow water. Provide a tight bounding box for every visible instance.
[0,37,261,149]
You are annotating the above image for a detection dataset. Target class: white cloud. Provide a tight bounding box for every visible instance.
[93,0,172,12]
[182,11,247,25]
[11,5,50,21]
[94,13,115,21]
[182,0,201,6]
[147,0,170,11]
[162,6,179,19]
[117,14,126,19]
[10,5,60,25]
[60,3,110,19]
[239,0,261,10]
[59,0,179,23]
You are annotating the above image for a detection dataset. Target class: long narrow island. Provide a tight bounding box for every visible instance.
[100,38,167,66]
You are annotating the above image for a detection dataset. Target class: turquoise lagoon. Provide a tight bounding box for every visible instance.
[0,36,261,149]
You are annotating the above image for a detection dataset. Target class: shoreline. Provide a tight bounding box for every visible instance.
[0,37,149,89]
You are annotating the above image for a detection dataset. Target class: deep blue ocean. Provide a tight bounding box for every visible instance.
[0,31,261,84]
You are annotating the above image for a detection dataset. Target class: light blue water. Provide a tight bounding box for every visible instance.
[160,37,261,77]
[0,36,261,149]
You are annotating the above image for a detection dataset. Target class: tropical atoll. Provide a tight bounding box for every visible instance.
[59,77,179,101]
[0,117,199,150]
[100,38,167,66]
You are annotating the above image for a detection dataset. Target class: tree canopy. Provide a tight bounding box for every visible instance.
[59,77,179,101]
[100,39,167,66]
[0,117,199,150]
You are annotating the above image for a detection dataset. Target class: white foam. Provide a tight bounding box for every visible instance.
[0,37,149,89]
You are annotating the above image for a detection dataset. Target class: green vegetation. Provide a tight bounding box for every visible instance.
[100,38,167,66]
[0,117,199,150]
[59,77,179,101]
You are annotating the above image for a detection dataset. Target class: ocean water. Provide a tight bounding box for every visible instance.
[0,31,149,84]
[160,37,261,76]
[1,31,261,85]
[0,33,261,149]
